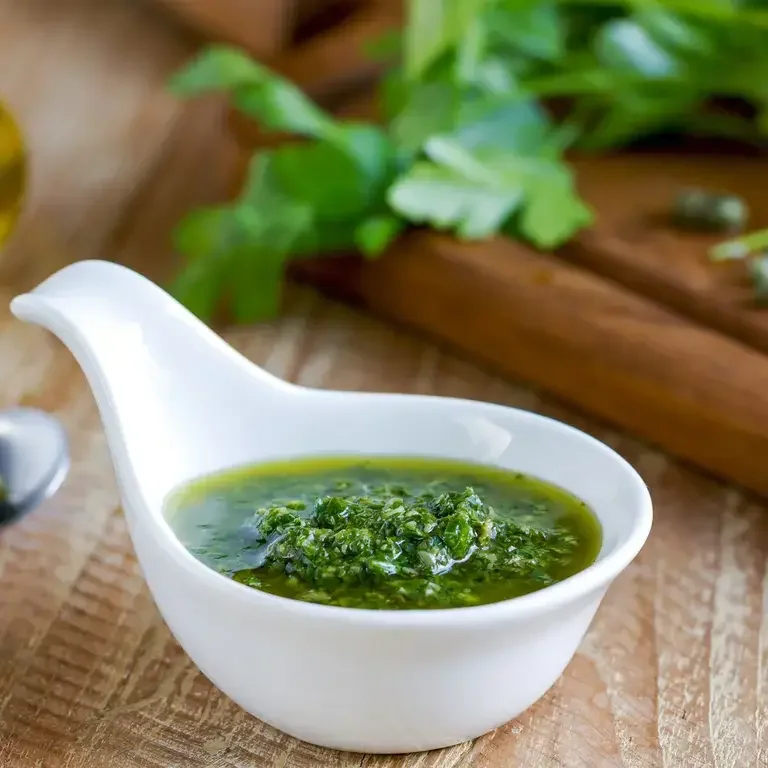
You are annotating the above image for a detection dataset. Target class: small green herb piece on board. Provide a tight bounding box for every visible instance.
[673,188,748,233]
[749,254,768,305]
[712,228,768,262]
[710,232,768,307]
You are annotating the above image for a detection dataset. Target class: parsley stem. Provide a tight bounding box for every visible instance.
[711,229,768,262]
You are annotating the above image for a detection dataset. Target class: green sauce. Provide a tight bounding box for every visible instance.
[166,457,601,610]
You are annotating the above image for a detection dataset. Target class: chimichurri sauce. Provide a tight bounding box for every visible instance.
[166,457,601,610]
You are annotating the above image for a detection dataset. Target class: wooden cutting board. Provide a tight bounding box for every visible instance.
[295,149,768,498]
[298,212,768,500]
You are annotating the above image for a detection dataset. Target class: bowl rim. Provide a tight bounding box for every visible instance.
[151,394,653,629]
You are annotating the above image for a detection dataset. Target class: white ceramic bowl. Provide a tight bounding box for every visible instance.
[11,261,653,754]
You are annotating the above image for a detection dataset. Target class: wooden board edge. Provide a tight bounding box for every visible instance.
[563,230,768,357]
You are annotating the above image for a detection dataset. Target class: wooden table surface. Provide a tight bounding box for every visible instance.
[0,1,767,766]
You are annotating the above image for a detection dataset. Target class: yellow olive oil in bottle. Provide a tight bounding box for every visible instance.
[0,100,25,248]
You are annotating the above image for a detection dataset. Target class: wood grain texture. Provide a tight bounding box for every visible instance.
[269,0,402,102]
[0,1,767,767]
[152,0,296,56]
[566,152,768,358]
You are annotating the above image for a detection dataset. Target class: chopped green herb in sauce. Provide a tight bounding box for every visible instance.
[167,457,601,610]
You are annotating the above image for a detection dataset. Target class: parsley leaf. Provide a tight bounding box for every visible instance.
[271,135,382,220]
[170,45,335,138]
[388,160,523,240]
[404,0,489,80]
[389,135,589,246]
[355,215,404,258]
[390,81,462,151]
[169,207,232,320]
[172,155,313,321]
[489,2,564,62]
[596,18,682,79]
[519,173,594,249]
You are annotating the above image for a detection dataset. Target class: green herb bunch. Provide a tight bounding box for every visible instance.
[169,0,768,322]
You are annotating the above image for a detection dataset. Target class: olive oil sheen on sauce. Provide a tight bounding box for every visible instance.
[167,457,601,610]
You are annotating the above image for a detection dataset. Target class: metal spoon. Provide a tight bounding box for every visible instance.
[0,106,69,525]
[0,408,69,526]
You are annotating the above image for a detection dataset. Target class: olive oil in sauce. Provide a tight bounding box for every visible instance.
[167,456,602,610]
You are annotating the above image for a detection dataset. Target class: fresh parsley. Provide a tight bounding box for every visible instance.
[169,0,768,322]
